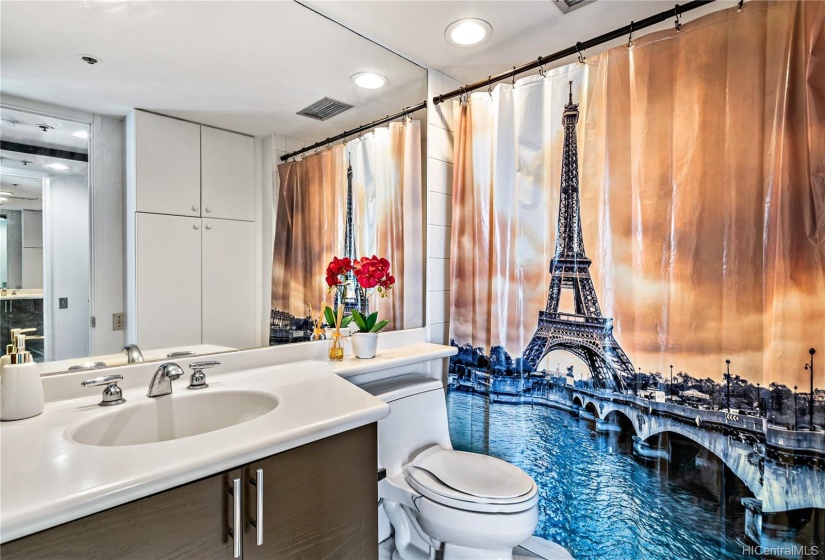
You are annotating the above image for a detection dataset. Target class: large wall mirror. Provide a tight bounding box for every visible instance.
[0,1,427,374]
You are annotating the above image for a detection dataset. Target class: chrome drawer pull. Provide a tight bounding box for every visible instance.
[228,477,242,558]
[249,468,264,545]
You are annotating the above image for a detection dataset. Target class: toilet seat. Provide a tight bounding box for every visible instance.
[404,446,538,514]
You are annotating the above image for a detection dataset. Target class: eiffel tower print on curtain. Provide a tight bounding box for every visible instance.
[522,83,633,391]
[335,160,368,314]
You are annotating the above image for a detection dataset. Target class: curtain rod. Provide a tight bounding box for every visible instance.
[281,100,428,161]
[433,0,717,105]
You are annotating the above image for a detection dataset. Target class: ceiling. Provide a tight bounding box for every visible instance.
[0,1,738,142]
[305,0,738,86]
[0,1,427,140]
[0,108,89,211]
[0,174,45,212]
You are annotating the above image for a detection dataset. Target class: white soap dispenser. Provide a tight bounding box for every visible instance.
[0,330,45,421]
[0,328,25,374]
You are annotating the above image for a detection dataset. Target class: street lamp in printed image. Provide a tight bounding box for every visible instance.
[804,348,815,429]
[794,385,799,431]
[725,359,732,413]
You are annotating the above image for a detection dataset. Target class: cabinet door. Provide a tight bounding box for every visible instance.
[136,213,202,349]
[0,469,242,560]
[134,111,201,217]
[201,218,255,349]
[243,424,378,560]
[201,127,254,222]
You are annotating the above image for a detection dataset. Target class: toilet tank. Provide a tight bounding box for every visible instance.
[358,374,453,475]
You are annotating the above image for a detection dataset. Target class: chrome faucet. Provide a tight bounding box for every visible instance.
[147,363,184,398]
[123,344,144,363]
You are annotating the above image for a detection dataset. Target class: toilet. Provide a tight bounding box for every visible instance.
[358,373,556,560]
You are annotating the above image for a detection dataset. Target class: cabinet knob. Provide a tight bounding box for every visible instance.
[205,224,212,230]
[205,206,212,213]
[192,205,199,212]
[193,224,200,230]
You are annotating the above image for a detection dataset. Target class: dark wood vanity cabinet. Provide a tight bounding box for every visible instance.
[1,424,377,560]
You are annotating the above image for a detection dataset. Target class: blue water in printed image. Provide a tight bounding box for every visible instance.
[447,390,755,560]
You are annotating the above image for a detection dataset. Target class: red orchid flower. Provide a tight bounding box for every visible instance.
[325,256,354,287]
[353,255,395,297]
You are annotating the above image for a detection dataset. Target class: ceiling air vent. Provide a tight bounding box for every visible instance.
[297,98,353,121]
[552,0,596,14]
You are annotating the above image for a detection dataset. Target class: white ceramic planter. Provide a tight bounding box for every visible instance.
[351,333,379,359]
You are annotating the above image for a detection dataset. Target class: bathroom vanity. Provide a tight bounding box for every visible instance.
[1,425,376,560]
[0,347,420,560]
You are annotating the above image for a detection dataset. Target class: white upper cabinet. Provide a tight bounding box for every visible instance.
[134,111,201,217]
[201,218,256,349]
[201,127,255,222]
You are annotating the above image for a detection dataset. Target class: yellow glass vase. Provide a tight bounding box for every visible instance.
[328,332,344,361]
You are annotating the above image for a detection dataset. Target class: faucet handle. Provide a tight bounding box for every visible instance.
[187,361,220,390]
[189,360,221,371]
[81,374,126,407]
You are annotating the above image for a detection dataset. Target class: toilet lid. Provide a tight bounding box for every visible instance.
[406,466,538,513]
[410,445,535,500]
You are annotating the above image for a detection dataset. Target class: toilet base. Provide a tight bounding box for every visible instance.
[443,543,515,560]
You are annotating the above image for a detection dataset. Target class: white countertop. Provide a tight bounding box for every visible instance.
[0,360,390,543]
[331,343,458,377]
[0,289,43,300]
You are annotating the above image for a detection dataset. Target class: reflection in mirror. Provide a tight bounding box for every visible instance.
[0,1,428,374]
[271,118,425,346]
[0,108,91,363]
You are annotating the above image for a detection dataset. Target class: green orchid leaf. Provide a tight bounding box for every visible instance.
[370,319,390,333]
[366,311,379,331]
[340,315,354,328]
[323,306,336,328]
[351,310,368,332]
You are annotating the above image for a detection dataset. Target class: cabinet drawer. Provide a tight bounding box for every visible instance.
[201,218,256,348]
[134,111,201,217]
[135,213,202,348]
[0,470,240,560]
[201,127,254,222]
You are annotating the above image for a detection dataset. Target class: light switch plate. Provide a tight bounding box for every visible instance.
[59,297,68,309]
[112,312,125,331]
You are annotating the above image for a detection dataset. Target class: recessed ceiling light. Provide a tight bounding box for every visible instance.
[0,197,7,203]
[351,72,387,89]
[46,163,70,171]
[0,191,11,195]
[72,130,89,140]
[445,19,492,47]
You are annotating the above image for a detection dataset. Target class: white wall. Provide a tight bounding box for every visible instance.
[92,115,125,355]
[22,209,43,288]
[4,210,23,288]
[425,69,460,346]
[45,174,90,360]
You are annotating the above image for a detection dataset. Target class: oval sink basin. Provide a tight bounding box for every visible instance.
[69,390,278,447]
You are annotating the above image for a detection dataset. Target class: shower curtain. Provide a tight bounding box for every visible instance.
[448,1,824,558]
[272,120,423,331]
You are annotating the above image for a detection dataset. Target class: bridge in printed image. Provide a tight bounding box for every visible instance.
[449,369,825,517]
[567,387,825,514]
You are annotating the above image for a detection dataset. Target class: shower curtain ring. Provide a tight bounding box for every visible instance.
[576,43,586,64]
[737,0,743,11]
[674,5,682,32]
[627,21,634,48]
[512,67,517,86]
[537,57,546,78]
